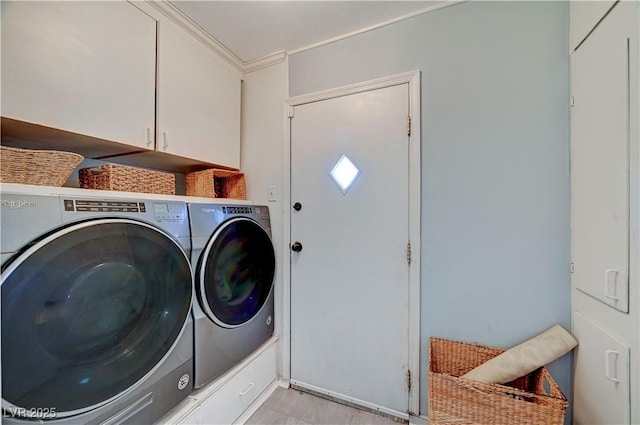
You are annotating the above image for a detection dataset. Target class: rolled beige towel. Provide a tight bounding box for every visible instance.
[461,325,577,384]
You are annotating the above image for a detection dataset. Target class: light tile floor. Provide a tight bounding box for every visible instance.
[246,387,402,425]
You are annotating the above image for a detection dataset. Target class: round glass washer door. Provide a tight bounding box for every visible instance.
[1,219,192,419]
[198,217,275,328]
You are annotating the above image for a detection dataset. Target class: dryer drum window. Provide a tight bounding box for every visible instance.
[199,218,275,328]
[1,219,192,418]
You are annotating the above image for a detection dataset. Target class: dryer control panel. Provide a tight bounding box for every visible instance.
[223,206,253,215]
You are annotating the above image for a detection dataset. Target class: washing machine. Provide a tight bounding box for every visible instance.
[188,203,275,389]
[1,185,193,424]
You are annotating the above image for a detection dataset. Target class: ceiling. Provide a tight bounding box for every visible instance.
[168,1,445,64]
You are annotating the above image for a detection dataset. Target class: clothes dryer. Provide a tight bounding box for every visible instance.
[188,203,275,389]
[1,185,193,424]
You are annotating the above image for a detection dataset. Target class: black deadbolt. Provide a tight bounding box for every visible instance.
[293,202,302,211]
[291,241,303,252]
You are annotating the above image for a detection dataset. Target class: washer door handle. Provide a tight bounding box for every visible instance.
[291,241,303,252]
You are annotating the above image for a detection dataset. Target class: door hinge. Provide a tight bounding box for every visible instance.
[406,241,412,265]
[406,369,412,392]
[288,105,295,118]
[407,116,411,137]
[570,262,575,273]
[570,97,575,108]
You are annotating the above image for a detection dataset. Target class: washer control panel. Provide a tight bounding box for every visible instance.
[64,199,146,213]
[253,206,270,221]
[62,199,186,221]
[153,203,186,220]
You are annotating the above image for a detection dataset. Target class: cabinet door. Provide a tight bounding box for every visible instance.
[157,20,241,168]
[1,1,156,149]
[573,310,630,424]
[570,0,616,51]
[571,1,633,313]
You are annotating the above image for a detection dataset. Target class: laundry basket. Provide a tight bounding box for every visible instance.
[428,337,567,425]
[185,168,246,199]
[0,146,83,186]
[79,163,175,195]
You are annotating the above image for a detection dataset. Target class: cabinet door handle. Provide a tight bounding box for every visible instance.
[604,269,619,301]
[146,128,153,148]
[162,132,169,151]
[605,349,620,383]
[238,382,254,396]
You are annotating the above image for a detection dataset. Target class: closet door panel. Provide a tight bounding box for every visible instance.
[571,3,631,313]
[573,311,630,425]
[570,1,616,51]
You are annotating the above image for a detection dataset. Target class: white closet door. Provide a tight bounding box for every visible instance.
[573,310,630,425]
[571,1,632,313]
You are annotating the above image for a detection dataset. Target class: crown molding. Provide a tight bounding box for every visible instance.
[144,0,245,74]
[141,0,465,75]
[243,51,288,74]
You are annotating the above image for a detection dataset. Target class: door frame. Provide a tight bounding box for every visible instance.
[281,70,421,415]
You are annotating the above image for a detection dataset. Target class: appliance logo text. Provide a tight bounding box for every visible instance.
[1,200,37,210]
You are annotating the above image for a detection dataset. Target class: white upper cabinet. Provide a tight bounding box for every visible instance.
[1,1,156,149]
[570,0,616,51]
[157,19,242,169]
[2,1,243,170]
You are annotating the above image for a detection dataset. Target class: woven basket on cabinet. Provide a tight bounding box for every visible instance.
[428,337,567,425]
[185,168,246,199]
[0,146,84,186]
[79,163,175,195]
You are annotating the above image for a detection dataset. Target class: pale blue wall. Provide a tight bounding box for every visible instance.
[289,1,571,419]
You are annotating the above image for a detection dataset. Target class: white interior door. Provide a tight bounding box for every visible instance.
[290,83,410,416]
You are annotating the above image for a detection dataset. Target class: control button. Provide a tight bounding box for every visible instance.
[63,200,75,211]
[225,206,252,214]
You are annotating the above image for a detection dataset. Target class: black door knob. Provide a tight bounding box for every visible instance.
[293,202,302,211]
[291,241,303,252]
